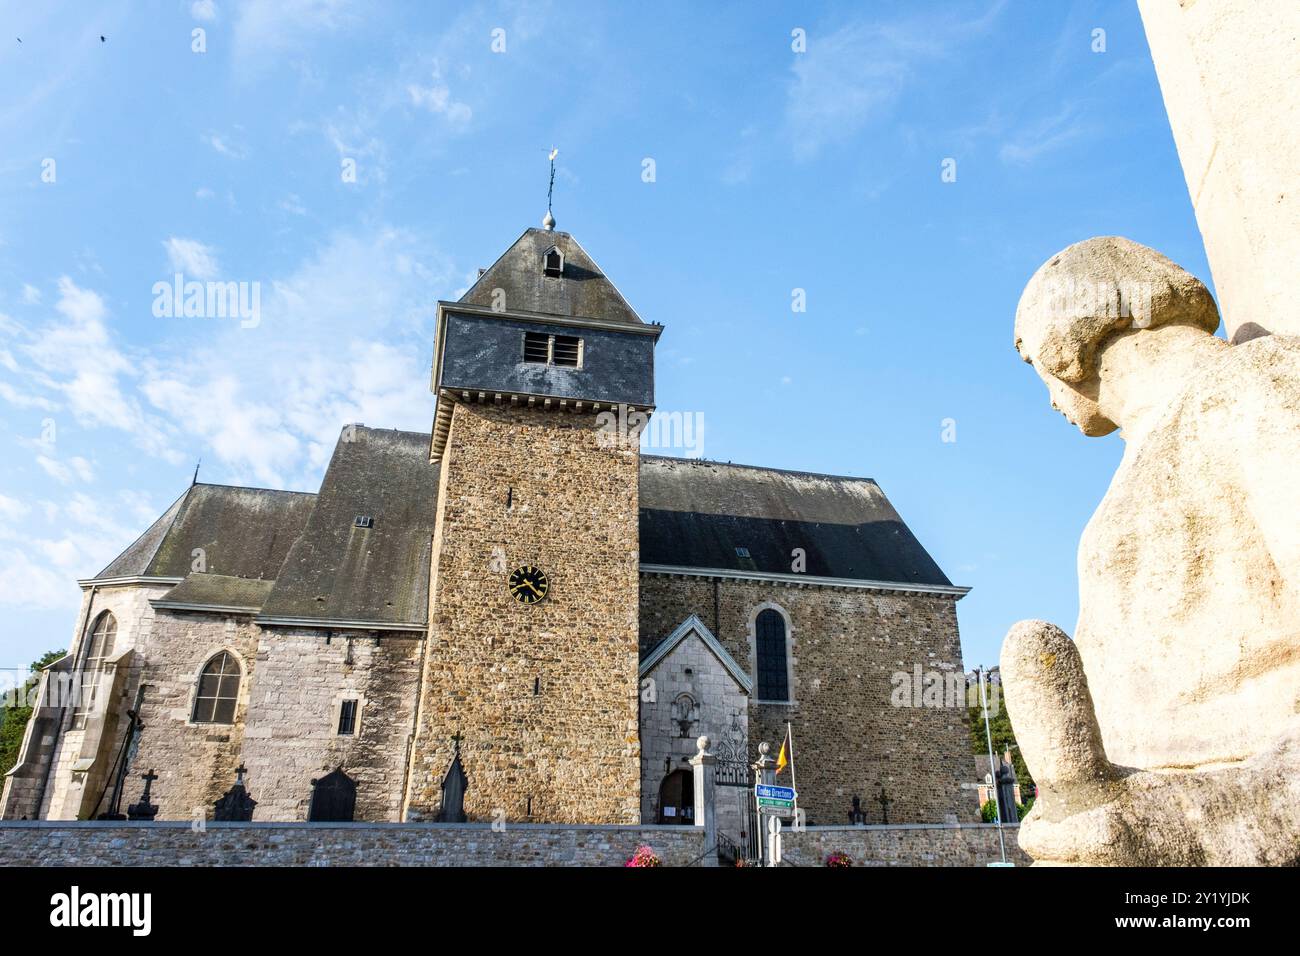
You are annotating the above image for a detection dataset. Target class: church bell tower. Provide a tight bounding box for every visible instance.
[403,219,660,823]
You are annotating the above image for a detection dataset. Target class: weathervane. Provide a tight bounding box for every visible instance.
[543,147,558,230]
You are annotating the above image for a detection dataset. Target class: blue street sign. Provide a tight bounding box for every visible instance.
[756,784,796,800]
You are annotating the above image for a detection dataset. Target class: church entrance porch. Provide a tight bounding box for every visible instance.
[657,769,694,824]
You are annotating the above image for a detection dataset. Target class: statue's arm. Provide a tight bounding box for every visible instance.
[1001,617,1300,865]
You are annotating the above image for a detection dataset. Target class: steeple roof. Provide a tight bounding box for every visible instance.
[456,227,643,326]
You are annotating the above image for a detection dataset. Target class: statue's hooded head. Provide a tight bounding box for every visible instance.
[1014,236,1220,436]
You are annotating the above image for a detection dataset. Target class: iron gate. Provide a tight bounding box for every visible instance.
[712,713,761,862]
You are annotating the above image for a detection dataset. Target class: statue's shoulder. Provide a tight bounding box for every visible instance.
[1200,334,1300,401]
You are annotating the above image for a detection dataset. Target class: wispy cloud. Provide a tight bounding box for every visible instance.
[0,490,163,608]
[407,65,473,127]
[163,237,221,279]
[202,131,249,160]
[999,103,1089,166]
[0,228,450,491]
[2,278,180,462]
[231,0,358,67]
[35,454,94,485]
[785,1,1007,160]
[0,494,28,521]
[138,226,450,486]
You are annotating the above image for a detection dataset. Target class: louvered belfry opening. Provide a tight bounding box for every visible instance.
[552,334,581,367]
[522,331,582,368]
[523,331,550,363]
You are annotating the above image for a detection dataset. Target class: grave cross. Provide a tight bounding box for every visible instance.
[876,785,892,825]
[127,769,159,821]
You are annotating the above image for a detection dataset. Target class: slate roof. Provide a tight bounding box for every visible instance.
[258,427,438,628]
[104,433,954,633]
[457,228,643,326]
[638,456,953,586]
[154,574,276,612]
[639,614,753,693]
[96,484,315,580]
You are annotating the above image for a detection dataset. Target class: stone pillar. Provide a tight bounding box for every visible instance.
[689,735,717,867]
[752,741,775,863]
[754,741,775,786]
[1138,0,1300,341]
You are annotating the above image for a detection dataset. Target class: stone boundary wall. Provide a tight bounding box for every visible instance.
[0,821,706,867]
[0,820,1028,867]
[782,823,1031,867]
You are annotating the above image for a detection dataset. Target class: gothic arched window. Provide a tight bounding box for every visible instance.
[755,608,789,702]
[74,611,117,726]
[192,651,241,724]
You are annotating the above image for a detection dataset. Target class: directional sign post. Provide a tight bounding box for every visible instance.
[767,815,782,866]
[756,783,796,816]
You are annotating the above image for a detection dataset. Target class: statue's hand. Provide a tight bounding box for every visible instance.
[1001,620,1300,866]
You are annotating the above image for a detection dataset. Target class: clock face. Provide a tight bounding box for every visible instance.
[508,565,550,606]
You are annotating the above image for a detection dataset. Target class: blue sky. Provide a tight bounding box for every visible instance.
[0,1,1214,675]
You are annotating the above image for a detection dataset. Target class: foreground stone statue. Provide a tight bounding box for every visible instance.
[1003,236,1300,865]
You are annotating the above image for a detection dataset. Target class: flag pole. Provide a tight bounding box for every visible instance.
[786,721,799,824]
[979,667,1008,865]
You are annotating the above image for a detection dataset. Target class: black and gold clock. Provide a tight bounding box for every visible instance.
[508,565,550,606]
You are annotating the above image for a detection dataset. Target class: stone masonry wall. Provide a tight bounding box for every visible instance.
[0,821,706,867]
[6,583,174,821]
[0,821,1025,866]
[125,609,261,822]
[407,403,642,823]
[782,823,1031,867]
[1,587,94,820]
[240,628,422,822]
[639,574,975,825]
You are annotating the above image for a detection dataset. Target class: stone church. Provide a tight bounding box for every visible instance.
[2,223,975,839]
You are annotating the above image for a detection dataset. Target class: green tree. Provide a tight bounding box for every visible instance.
[0,650,66,776]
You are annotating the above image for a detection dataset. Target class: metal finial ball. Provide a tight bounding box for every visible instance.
[542,210,556,230]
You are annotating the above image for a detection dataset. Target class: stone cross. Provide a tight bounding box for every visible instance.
[126,769,159,821]
[213,766,257,822]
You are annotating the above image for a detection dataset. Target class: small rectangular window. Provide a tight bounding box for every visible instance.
[552,335,581,367]
[735,547,751,558]
[523,331,550,363]
[354,515,373,529]
[338,699,358,736]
